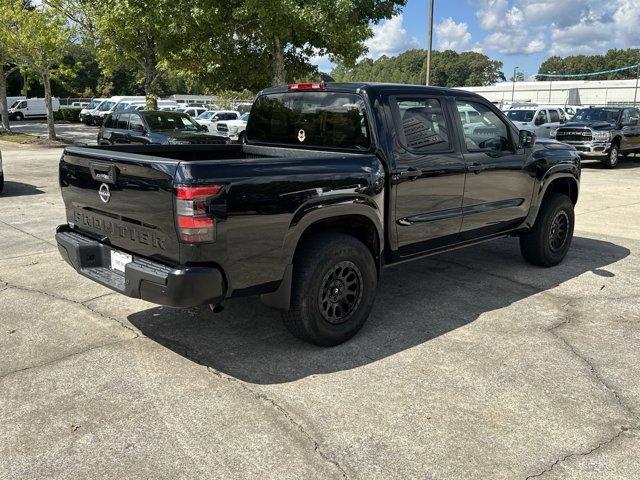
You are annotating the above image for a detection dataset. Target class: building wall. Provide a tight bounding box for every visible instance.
[460,79,640,106]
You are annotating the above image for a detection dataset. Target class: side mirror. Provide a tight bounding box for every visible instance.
[519,129,535,148]
[628,117,639,127]
[132,124,145,133]
[199,124,208,131]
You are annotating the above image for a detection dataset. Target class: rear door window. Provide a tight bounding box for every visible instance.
[392,97,451,153]
[117,114,130,130]
[247,91,371,151]
[549,110,560,123]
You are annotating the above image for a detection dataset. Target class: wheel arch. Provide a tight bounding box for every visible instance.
[523,172,579,229]
[261,201,384,310]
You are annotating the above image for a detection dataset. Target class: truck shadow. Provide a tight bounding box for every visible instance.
[128,236,630,385]
[0,181,45,197]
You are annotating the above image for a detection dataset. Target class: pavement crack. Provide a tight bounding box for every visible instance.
[0,277,140,339]
[0,338,137,381]
[524,428,633,479]
[0,219,57,247]
[156,337,348,479]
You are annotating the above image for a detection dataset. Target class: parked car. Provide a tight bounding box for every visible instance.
[196,110,241,133]
[214,112,249,143]
[8,97,61,121]
[79,98,106,123]
[97,110,229,145]
[57,82,580,346]
[551,106,640,168]
[178,107,207,118]
[505,106,564,138]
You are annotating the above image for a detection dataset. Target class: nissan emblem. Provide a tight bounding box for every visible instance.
[99,183,111,203]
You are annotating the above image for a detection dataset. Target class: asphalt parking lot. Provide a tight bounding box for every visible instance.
[10,121,99,145]
[1,144,639,479]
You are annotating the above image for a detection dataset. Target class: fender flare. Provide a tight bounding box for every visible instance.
[523,169,579,229]
[261,196,384,311]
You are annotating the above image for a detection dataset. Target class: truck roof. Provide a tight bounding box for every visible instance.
[260,82,484,100]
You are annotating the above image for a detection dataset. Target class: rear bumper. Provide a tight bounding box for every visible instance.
[55,225,225,308]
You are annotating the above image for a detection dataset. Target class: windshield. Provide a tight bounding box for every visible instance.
[98,101,115,111]
[198,111,215,120]
[85,99,99,109]
[143,112,201,132]
[247,92,371,150]
[506,110,535,122]
[9,101,21,109]
[240,113,249,121]
[114,102,130,112]
[572,108,621,123]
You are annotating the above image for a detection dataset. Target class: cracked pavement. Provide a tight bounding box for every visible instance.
[0,145,639,479]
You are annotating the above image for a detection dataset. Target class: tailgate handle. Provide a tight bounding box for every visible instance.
[89,162,118,184]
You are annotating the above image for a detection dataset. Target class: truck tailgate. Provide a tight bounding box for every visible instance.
[60,147,181,264]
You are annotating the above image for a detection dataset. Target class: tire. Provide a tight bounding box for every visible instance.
[282,233,378,346]
[520,192,574,267]
[0,173,4,194]
[14,112,24,121]
[237,132,246,144]
[602,141,619,169]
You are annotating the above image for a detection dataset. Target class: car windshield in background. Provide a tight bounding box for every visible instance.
[572,108,621,123]
[9,101,20,109]
[198,111,215,119]
[247,92,371,150]
[98,101,114,111]
[86,100,99,109]
[506,110,535,122]
[143,112,200,131]
[240,113,249,121]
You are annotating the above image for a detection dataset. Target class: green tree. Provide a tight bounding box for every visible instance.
[538,49,640,80]
[9,2,72,140]
[332,49,504,87]
[0,2,19,133]
[231,0,406,86]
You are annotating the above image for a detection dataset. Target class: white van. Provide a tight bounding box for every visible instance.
[95,96,146,125]
[8,98,61,121]
[6,96,26,109]
[79,98,106,123]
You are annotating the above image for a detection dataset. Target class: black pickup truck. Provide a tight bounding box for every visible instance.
[552,106,640,168]
[56,83,580,346]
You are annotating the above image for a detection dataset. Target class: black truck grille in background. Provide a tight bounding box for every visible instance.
[556,128,592,142]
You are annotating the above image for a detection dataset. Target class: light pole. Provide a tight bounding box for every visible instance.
[425,0,434,85]
[511,66,518,102]
[634,62,639,107]
[548,71,556,103]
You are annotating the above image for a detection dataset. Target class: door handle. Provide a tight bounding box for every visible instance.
[469,162,485,174]
[398,167,421,181]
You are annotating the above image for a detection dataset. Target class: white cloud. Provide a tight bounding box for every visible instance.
[436,18,475,51]
[365,14,419,59]
[474,0,639,57]
[309,54,335,74]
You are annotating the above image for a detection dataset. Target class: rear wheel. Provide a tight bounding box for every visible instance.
[602,142,619,169]
[0,173,4,194]
[282,233,378,346]
[520,192,574,267]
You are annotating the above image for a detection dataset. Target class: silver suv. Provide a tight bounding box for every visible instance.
[505,107,564,138]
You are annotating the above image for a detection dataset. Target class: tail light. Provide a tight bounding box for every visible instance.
[175,185,222,242]
[288,82,325,91]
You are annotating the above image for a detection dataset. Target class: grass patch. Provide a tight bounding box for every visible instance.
[0,132,40,144]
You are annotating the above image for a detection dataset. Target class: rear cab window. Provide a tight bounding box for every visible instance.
[246,91,371,151]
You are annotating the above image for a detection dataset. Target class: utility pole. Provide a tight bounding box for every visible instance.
[548,71,556,103]
[425,0,434,86]
[634,62,639,107]
[511,66,518,102]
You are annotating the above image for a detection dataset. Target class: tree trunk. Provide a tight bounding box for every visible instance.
[42,69,56,141]
[272,35,286,86]
[0,72,10,133]
[144,38,158,110]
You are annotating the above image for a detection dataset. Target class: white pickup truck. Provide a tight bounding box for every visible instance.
[505,106,565,138]
[213,112,249,142]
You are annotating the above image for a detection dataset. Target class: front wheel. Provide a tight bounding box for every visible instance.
[282,233,378,346]
[520,192,575,267]
[602,143,619,169]
[14,112,24,121]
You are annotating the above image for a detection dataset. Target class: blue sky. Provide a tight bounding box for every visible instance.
[314,0,640,82]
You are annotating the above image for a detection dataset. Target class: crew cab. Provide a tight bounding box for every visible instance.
[505,106,564,138]
[551,106,640,168]
[56,83,581,346]
[214,112,249,143]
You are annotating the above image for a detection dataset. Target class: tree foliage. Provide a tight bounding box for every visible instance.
[332,49,505,87]
[538,49,640,80]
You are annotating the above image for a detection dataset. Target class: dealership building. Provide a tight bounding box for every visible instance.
[462,79,640,106]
